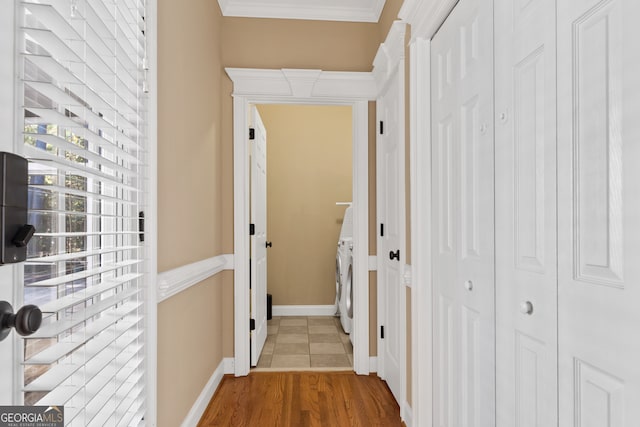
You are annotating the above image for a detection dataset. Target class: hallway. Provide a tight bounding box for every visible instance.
[198,371,404,426]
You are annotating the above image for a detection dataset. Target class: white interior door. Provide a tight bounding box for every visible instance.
[250,106,268,367]
[377,58,406,405]
[557,0,640,424]
[494,0,559,425]
[431,0,495,424]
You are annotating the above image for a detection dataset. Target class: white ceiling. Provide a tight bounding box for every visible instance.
[217,0,387,23]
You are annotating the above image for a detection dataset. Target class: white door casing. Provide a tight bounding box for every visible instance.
[250,106,268,366]
[557,0,640,424]
[227,68,375,376]
[495,0,559,425]
[375,28,406,405]
[431,0,495,425]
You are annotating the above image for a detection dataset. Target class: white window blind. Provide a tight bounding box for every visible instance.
[18,0,148,425]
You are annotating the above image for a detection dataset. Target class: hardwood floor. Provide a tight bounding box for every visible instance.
[198,371,405,427]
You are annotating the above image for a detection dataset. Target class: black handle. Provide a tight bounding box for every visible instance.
[389,249,400,261]
[0,301,42,341]
[266,241,272,248]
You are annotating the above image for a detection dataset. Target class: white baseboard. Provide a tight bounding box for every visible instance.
[181,358,231,427]
[369,356,378,373]
[272,305,337,317]
[223,357,234,374]
[402,401,413,427]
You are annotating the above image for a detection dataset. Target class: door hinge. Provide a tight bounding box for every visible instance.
[380,325,385,339]
[138,211,145,242]
[379,121,384,135]
[249,128,255,140]
[250,319,255,331]
[380,223,384,237]
[250,223,255,235]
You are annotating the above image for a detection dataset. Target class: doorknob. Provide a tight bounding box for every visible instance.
[389,249,400,261]
[265,241,272,248]
[0,300,42,341]
[519,301,534,315]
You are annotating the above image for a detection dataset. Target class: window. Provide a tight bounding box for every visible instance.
[18,0,148,424]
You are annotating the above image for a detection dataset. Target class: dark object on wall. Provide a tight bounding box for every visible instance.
[0,300,42,341]
[0,152,35,264]
[267,293,272,320]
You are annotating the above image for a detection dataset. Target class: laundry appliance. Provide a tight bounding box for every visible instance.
[335,205,354,335]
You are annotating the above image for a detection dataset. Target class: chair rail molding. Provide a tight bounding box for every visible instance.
[157,254,234,303]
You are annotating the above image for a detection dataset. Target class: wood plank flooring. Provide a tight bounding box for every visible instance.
[198,371,405,427]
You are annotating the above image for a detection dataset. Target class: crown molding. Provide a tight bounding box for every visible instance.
[218,0,385,22]
[372,20,407,93]
[225,68,377,101]
[399,0,458,41]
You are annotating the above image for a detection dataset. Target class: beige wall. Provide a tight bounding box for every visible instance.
[157,277,223,427]
[257,105,352,306]
[153,0,411,421]
[157,0,225,424]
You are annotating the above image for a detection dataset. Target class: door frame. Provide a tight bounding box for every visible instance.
[373,20,408,419]
[397,0,462,426]
[226,68,377,376]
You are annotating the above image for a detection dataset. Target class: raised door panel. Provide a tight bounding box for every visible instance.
[250,106,268,366]
[432,0,494,426]
[495,0,558,425]
[558,0,640,424]
[377,58,405,405]
[432,15,460,427]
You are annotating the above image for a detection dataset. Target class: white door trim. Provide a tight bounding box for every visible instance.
[145,0,159,424]
[226,68,376,376]
[408,37,433,427]
[373,19,408,417]
[398,1,458,426]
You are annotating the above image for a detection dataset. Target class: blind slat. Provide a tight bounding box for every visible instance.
[25,320,142,365]
[37,273,142,313]
[21,0,146,419]
[25,311,142,391]
[28,246,140,263]
[25,107,142,152]
[30,296,141,339]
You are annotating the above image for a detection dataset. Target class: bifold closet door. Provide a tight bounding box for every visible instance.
[494,0,559,426]
[557,0,640,424]
[431,0,494,424]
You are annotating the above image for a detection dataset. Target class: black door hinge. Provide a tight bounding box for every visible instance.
[380,223,384,237]
[249,128,255,140]
[250,319,256,331]
[379,121,384,135]
[380,325,385,339]
[138,211,145,242]
[250,223,255,235]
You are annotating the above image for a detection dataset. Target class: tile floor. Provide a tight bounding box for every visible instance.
[255,316,353,370]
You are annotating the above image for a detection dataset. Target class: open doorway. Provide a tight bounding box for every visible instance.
[227,68,375,377]
[251,104,354,370]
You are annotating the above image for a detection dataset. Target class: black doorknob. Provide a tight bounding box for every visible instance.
[0,300,42,342]
[389,249,400,261]
[266,241,273,248]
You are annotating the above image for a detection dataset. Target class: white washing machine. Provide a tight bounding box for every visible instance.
[336,206,353,335]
